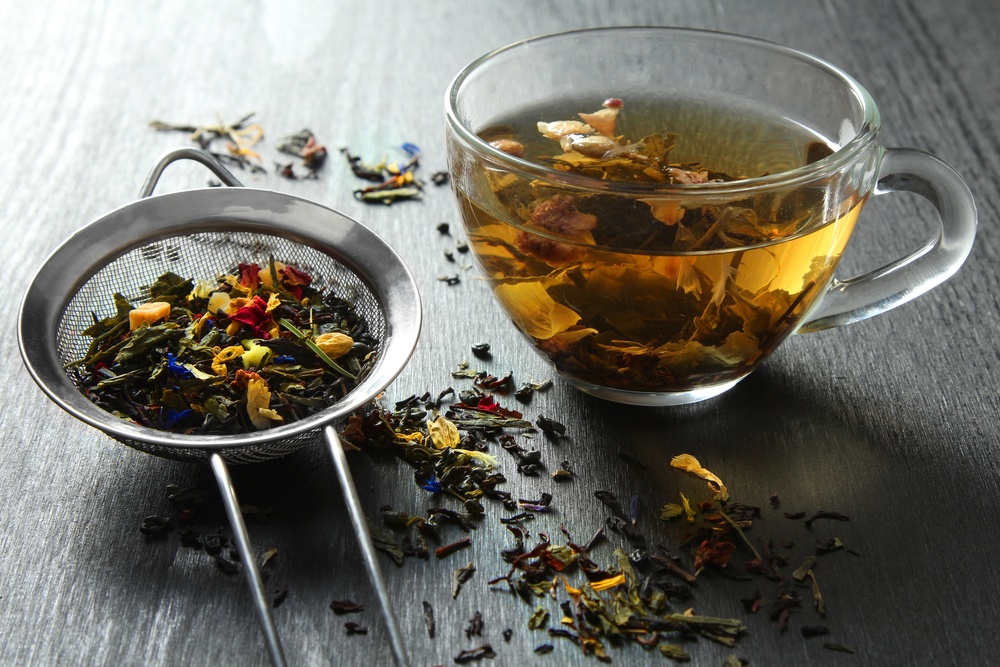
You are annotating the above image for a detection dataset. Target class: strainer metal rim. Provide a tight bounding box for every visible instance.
[18,186,421,452]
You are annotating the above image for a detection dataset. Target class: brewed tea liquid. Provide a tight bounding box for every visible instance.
[455,97,861,392]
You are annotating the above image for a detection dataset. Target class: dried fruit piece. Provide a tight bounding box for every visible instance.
[314,332,354,359]
[129,301,171,330]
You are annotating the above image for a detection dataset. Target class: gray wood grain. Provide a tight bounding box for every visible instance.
[2,1,997,665]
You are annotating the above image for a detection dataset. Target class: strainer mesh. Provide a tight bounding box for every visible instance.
[55,230,387,463]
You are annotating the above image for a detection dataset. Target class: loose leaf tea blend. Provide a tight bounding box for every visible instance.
[332,346,858,663]
[343,144,426,204]
[150,113,267,173]
[72,260,377,434]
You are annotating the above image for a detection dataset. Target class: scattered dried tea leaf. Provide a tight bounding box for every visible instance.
[435,537,472,559]
[465,610,484,638]
[366,518,405,566]
[422,600,435,639]
[594,490,628,521]
[550,461,574,481]
[816,537,844,554]
[823,642,855,654]
[527,606,550,630]
[804,510,850,529]
[792,556,816,582]
[453,561,476,599]
[344,622,367,635]
[454,644,496,663]
[659,643,691,662]
[330,599,364,615]
[680,492,697,523]
[660,502,685,521]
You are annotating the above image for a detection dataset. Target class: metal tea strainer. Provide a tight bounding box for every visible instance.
[17,147,421,667]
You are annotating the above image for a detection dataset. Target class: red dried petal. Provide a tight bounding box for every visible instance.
[229,295,273,338]
[281,264,312,287]
[238,263,261,289]
[477,396,500,412]
[693,539,737,571]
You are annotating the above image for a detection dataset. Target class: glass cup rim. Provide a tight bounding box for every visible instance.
[445,26,881,197]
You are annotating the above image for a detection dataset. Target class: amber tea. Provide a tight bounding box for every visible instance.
[447,28,975,405]
[452,96,862,398]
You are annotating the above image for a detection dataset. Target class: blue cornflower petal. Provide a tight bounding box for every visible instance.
[166,352,194,379]
[401,142,421,157]
[420,477,442,494]
[163,408,194,428]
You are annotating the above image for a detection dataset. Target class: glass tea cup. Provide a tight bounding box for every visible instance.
[445,27,976,406]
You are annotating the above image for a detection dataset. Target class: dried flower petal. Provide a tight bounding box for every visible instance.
[693,539,737,571]
[671,454,729,501]
[211,345,245,376]
[427,414,461,449]
[589,573,626,591]
[578,107,619,137]
[537,120,594,140]
[229,295,273,339]
[246,376,282,429]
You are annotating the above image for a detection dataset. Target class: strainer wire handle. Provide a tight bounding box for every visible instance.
[211,454,288,667]
[138,146,245,199]
[325,426,410,667]
[136,147,286,666]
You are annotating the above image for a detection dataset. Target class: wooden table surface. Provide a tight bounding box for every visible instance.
[2,1,997,665]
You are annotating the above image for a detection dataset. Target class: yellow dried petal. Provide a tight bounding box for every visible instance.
[258,262,286,289]
[395,431,425,445]
[493,281,580,340]
[680,492,696,523]
[639,198,685,226]
[191,312,213,338]
[427,415,460,450]
[454,448,499,469]
[246,376,282,429]
[190,279,216,299]
[241,340,273,369]
[562,576,581,599]
[211,345,244,376]
[671,454,729,501]
[589,573,626,591]
[266,292,281,312]
[314,332,354,359]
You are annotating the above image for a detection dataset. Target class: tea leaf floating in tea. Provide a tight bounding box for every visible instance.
[460,96,860,395]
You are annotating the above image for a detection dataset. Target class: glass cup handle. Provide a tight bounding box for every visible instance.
[800,147,977,333]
